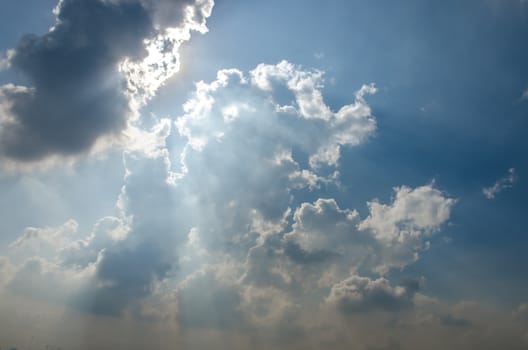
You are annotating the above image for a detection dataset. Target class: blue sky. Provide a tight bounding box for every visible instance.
[0,1,528,349]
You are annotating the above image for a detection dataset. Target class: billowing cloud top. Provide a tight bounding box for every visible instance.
[2,59,455,335]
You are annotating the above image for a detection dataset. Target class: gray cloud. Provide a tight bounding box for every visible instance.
[87,150,188,315]
[326,275,419,314]
[0,0,151,162]
[5,147,187,316]
[177,268,244,329]
[440,314,472,328]
[0,0,212,165]
[0,256,14,289]
[0,62,455,335]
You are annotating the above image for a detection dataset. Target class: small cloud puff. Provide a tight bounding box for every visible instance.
[483,168,517,199]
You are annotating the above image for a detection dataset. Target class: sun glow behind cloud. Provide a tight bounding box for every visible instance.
[1,58,458,348]
[121,1,214,110]
[1,1,528,349]
[0,0,214,169]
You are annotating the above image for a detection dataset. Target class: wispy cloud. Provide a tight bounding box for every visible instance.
[483,168,517,199]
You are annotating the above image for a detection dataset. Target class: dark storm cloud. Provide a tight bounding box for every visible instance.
[0,0,153,161]
[0,0,207,164]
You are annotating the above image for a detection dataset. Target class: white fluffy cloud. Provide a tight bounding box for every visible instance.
[178,61,377,171]
[360,185,454,243]
[284,184,454,282]
[359,184,455,273]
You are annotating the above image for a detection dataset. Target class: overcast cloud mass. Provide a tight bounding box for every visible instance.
[1,1,528,349]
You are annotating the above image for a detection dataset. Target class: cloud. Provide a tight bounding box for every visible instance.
[283,198,377,285]
[359,184,455,273]
[483,168,517,199]
[240,183,453,321]
[0,0,213,167]
[283,184,454,281]
[0,49,14,71]
[360,184,454,243]
[177,268,244,329]
[3,128,185,315]
[0,61,456,337]
[0,256,14,289]
[249,61,377,167]
[9,219,78,253]
[120,0,214,103]
[59,216,128,269]
[7,256,91,305]
[286,198,363,254]
[177,62,376,171]
[440,314,471,327]
[86,147,189,315]
[173,62,376,251]
[326,275,419,313]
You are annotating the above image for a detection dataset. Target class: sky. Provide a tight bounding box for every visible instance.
[0,0,528,349]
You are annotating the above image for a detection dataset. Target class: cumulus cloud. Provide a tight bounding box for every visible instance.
[0,61,456,340]
[360,185,454,243]
[283,198,376,286]
[249,61,377,167]
[9,219,78,253]
[359,184,455,273]
[0,0,213,166]
[172,62,376,254]
[283,184,454,282]
[240,184,453,323]
[4,131,185,315]
[483,168,517,199]
[286,199,362,254]
[86,146,191,315]
[0,0,525,346]
[177,62,376,172]
[326,275,419,313]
